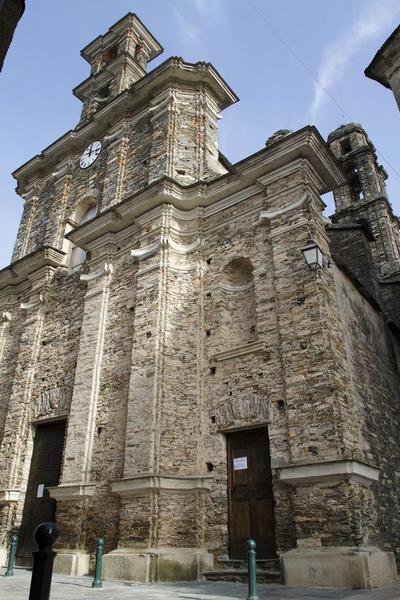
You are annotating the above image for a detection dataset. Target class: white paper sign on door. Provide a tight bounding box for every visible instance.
[233,456,248,470]
[37,484,45,498]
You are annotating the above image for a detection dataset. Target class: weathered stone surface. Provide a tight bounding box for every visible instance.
[0,13,399,589]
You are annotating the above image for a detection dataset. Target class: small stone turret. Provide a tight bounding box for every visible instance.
[327,123,388,211]
[74,13,163,124]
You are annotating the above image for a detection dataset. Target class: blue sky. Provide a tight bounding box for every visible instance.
[1,0,399,268]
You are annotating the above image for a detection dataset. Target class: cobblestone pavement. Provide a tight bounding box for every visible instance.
[1,568,400,600]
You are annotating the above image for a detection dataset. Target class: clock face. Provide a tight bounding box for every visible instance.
[79,141,102,169]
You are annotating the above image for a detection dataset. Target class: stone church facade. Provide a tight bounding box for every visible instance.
[1,13,400,588]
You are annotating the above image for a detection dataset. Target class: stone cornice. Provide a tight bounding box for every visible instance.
[365,25,400,88]
[0,247,65,291]
[47,483,96,501]
[80,12,163,64]
[111,475,213,496]
[212,341,268,362]
[277,460,379,487]
[0,489,20,505]
[67,127,344,250]
[73,55,146,100]
[13,57,238,191]
[332,196,399,225]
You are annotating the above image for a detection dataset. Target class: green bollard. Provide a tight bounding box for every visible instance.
[91,537,104,588]
[246,539,259,600]
[5,534,18,577]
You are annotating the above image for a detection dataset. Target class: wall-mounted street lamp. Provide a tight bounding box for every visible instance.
[301,239,324,271]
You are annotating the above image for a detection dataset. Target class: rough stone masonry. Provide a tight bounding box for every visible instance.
[0,13,400,590]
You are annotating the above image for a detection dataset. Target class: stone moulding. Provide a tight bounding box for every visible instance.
[212,340,268,362]
[0,246,65,290]
[20,292,44,310]
[277,460,379,487]
[130,236,201,260]
[79,262,113,281]
[111,475,213,496]
[131,240,161,259]
[168,237,200,254]
[218,281,254,293]
[47,483,96,501]
[258,193,309,222]
[0,489,20,505]
[14,57,238,191]
[66,128,344,251]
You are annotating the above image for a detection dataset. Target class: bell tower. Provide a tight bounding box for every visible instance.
[74,13,163,125]
[328,123,400,278]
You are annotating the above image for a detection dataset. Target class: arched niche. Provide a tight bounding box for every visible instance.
[219,257,257,348]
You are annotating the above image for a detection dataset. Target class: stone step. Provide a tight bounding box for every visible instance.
[217,558,280,571]
[203,567,282,584]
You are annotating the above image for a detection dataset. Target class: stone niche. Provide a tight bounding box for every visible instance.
[219,258,257,349]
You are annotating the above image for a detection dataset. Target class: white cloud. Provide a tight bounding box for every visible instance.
[172,5,200,44]
[193,0,208,15]
[193,0,224,18]
[172,0,225,47]
[309,0,400,121]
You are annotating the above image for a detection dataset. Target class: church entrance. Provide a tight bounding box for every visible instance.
[17,420,66,561]
[227,428,276,559]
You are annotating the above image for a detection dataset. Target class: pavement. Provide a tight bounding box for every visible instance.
[1,568,400,600]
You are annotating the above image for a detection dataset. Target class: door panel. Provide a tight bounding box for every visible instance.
[227,428,276,559]
[17,421,66,559]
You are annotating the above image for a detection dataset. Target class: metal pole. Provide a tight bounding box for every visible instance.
[91,537,104,588]
[246,538,259,600]
[28,521,59,600]
[5,533,18,576]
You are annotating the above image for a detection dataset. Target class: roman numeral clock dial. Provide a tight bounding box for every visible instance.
[79,141,102,169]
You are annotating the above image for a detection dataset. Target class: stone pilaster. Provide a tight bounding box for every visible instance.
[101,121,130,209]
[11,179,43,262]
[0,268,54,561]
[50,259,112,576]
[0,297,18,445]
[44,160,73,249]
[148,84,228,187]
[104,208,213,581]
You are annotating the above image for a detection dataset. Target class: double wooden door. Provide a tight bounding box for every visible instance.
[17,421,66,560]
[227,428,276,559]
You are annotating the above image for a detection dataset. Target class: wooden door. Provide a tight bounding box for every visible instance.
[17,421,66,559]
[227,428,276,559]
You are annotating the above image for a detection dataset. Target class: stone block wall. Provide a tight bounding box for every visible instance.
[12,83,227,265]
[334,266,400,552]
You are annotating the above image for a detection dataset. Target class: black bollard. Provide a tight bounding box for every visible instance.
[28,522,59,600]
